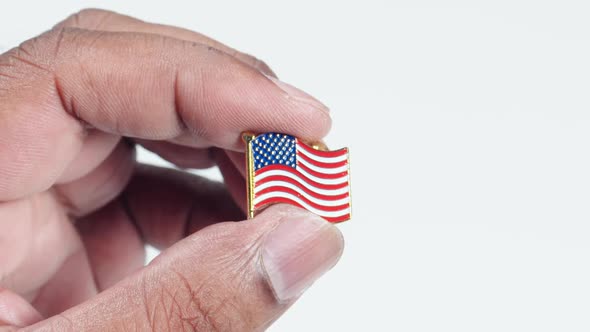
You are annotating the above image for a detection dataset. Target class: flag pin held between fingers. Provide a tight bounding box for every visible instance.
[242,132,351,223]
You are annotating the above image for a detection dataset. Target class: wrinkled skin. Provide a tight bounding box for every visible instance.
[0,9,343,331]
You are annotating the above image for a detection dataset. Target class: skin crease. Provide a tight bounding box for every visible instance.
[0,8,344,332]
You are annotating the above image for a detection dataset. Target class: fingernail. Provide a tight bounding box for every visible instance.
[264,75,330,113]
[261,213,344,302]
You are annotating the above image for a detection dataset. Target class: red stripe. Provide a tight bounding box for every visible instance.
[324,214,351,223]
[297,151,348,168]
[255,174,348,192]
[254,165,348,187]
[297,140,349,158]
[255,198,350,223]
[297,162,349,179]
[256,186,349,206]
[254,196,350,214]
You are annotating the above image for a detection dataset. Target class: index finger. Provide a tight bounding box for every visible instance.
[0,27,331,200]
[55,8,277,77]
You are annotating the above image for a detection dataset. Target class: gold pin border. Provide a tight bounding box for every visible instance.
[242,132,256,219]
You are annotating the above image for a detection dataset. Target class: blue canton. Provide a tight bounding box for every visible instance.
[252,133,297,171]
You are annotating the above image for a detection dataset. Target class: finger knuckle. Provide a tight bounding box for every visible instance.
[1,26,86,77]
[60,8,116,29]
[0,33,54,75]
[0,32,58,95]
[76,8,113,18]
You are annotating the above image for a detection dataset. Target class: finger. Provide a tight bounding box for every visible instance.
[76,199,145,291]
[0,193,79,298]
[213,149,247,213]
[122,164,244,249]
[56,130,121,184]
[53,140,135,217]
[0,27,330,201]
[226,150,247,178]
[77,164,243,289]
[0,288,42,327]
[31,246,97,318]
[56,9,277,78]
[0,192,98,317]
[135,139,215,169]
[77,163,243,290]
[27,205,344,331]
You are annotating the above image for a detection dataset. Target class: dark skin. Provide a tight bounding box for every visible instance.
[0,9,344,331]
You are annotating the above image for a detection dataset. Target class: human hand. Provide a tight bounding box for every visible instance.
[0,9,343,331]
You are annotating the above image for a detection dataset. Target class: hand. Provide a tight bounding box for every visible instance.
[0,9,343,331]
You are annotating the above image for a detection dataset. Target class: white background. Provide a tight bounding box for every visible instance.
[2,1,590,331]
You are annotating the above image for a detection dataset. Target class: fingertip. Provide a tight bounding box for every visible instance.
[176,55,332,150]
[258,72,332,141]
[260,207,344,302]
[262,74,329,114]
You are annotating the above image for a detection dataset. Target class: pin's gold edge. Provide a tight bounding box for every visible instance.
[345,147,352,221]
[242,132,256,219]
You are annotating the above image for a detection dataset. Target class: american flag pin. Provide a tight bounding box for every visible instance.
[242,132,351,223]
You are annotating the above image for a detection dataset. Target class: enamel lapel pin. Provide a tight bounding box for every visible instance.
[243,132,351,223]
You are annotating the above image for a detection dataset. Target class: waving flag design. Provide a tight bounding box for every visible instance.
[246,132,351,223]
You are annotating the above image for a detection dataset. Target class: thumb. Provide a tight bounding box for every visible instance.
[25,206,344,332]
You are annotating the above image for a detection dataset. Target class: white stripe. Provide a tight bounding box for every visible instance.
[255,168,348,186]
[254,192,351,218]
[254,181,350,206]
[253,177,350,196]
[297,157,349,174]
[296,166,348,185]
[296,145,348,163]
